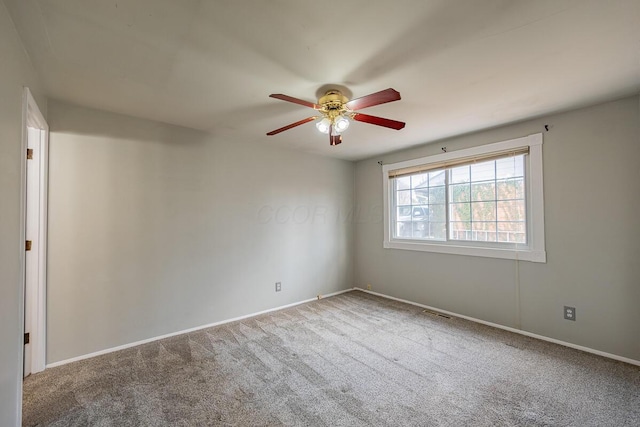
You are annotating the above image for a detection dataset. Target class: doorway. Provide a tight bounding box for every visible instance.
[22,88,48,377]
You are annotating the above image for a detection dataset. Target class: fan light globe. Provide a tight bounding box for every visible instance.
[334,116,350,132]
[316,118,331,134]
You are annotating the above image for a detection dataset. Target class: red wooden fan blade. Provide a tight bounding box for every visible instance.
[267,117,316,136]
[269,94,320,109]
[345,88,401,111]
[352,113,405,130]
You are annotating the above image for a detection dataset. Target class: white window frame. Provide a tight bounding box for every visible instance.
[383,133,546,263]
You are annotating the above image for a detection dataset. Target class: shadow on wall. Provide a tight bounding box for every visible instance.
[48,100,212,145]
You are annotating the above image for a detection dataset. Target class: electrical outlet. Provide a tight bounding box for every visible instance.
[366,284,372,290]
[275,282,281,292]
[564,306,576,321]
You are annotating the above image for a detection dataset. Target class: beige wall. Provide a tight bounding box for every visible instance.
[355,96,640,361]
[0,1,46,425]
[46,100,354,363]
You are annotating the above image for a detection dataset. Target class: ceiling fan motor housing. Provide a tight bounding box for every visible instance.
[318,90,350,121]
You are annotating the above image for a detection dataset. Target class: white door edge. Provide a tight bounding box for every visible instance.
[22,87,48,378]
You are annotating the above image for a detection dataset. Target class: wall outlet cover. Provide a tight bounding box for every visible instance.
[275,282,281,292]
[564,306,576,321]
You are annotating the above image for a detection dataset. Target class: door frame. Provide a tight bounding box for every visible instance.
[21,87,48,376]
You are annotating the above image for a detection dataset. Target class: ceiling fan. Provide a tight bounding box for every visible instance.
[266,88,405,146]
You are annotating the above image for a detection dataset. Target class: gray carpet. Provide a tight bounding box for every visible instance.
[23,291,640,426]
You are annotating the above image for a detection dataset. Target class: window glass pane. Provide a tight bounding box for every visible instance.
[412,206,429,221]
[471,161,495,182]
[450,183,470,202]
[471,201,496,221]
[498,222,526,243]
[496,156,524,179]
[449,203,470,222]
[412,173,429,188]
[450,165,470,184]
[497,200,525,222]
[450,221,471,240]
[412,188,429,204]
[411,221,428,238]
[429,204,446,222]
[397,206,412,220]
[429,170,445,186]
[514,157,524,178]
[496,178,524,200]
[472,221,497,242]
[470,182,496,201]
[397,221,413,238]
[428,222,446,240]
[396,190,411,205]
[396,176,411,190]
[429,186,446,204]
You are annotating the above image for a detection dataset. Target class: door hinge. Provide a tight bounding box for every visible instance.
[25,240,32,251]
[27,148,33,159]
[24,333,30,345]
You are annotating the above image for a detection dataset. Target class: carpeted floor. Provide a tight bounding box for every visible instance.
[23,291,640,426]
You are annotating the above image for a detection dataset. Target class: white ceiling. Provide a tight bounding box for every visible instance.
[6,0,640,161]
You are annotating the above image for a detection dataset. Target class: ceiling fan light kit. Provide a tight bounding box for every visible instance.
[315,117,332,134]
[334,116,350,133]
[267,88,405,145]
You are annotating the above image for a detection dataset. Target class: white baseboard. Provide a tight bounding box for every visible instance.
[46,289,352,369]
[354,287,640,367]
[46,287,640,369]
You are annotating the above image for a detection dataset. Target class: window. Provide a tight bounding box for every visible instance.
[383,133,545,262]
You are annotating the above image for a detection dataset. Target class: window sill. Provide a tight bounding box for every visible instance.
[384,239,546,263]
